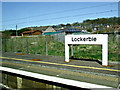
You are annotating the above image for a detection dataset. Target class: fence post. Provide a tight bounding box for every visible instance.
[5,74,8,85]
[0,37,1,52]
[26,38,28,54]
[71,44,74,58]
[5,39,7,52]
[12,38,14,52]
[57,34,58,41]
[46,39,48,56]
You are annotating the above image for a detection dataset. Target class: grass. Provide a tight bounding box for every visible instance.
[72,45,102,60]
[2,34,119,61]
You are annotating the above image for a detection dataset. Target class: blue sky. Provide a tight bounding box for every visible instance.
[2,2,118,30]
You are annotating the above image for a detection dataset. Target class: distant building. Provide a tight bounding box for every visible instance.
[65,28,81,35]
[22,30,43,36]
[43,26,56,33]
[93,26,99,30]
[112,25,120,28]
[106,25,110,28]
[43,26,56,35]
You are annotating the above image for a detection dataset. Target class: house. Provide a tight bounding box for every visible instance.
[22,30,43,36]
[65,28,81,35]
[93,26,99,30]
[112,25,120,29]
[25,26,58,36]
[43,26,56,33]
[42,26,56,35]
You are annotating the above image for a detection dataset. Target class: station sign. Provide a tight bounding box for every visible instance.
[65,34,108,66]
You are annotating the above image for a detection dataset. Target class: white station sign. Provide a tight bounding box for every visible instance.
[65,34,108,66]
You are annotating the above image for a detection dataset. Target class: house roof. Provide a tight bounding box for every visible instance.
[22,30,42,34]
[65,28,81,33]
[43,26,56,33]
[57,30,64,32]
[94,26,99,28]
[113,25,120,28]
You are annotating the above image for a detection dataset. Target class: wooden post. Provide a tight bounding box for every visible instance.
[26,38,28,54]
[71,44,74,58]
[17,77,22,89]
[12,38,14,52]
[46,40,48,56]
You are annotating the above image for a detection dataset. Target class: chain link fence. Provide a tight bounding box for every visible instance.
[2,33,119,61]
[2,34,65,56]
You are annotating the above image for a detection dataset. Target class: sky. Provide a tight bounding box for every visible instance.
[2,2,118,30]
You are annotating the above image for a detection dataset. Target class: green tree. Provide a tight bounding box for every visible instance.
[66,23,71,27]
[59,24,65,27]
[18,28,31,36]
[2,30,12,39]
[72,22,80,26]
[87,28,92,32]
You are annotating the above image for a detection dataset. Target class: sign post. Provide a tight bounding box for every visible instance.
[65,34,108,66]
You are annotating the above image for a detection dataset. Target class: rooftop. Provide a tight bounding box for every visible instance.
[22,30,42,34]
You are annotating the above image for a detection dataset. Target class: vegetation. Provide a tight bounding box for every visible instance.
[2,30,15,39]
[2,17,120,38]
[83,17,119,25]
[2,17,119,62]
[2,28,31,38]
[2,34,119,61]
[87,28,92,32]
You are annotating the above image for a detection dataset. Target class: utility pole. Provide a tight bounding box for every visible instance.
[118,1,120,24]
[16,25,18,36]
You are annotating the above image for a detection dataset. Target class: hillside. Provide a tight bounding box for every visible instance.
[2,17,120,38]
[82,17,119,25]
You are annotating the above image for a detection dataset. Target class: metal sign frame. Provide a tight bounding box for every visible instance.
[65,34,108,66]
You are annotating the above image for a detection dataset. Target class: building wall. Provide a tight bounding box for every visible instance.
[23,33,30,36]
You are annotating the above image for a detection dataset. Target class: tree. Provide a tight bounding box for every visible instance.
[72,22,80,26]
[2,30,12,39]
[87,28,92,32]
[59,24,65,27]
[52,25,57,28]
[66,23,71,27]
[83,19,90,23]
[18,28,31,36]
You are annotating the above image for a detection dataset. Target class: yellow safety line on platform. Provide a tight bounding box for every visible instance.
[1,61,119,82]
[0,56,120,72]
